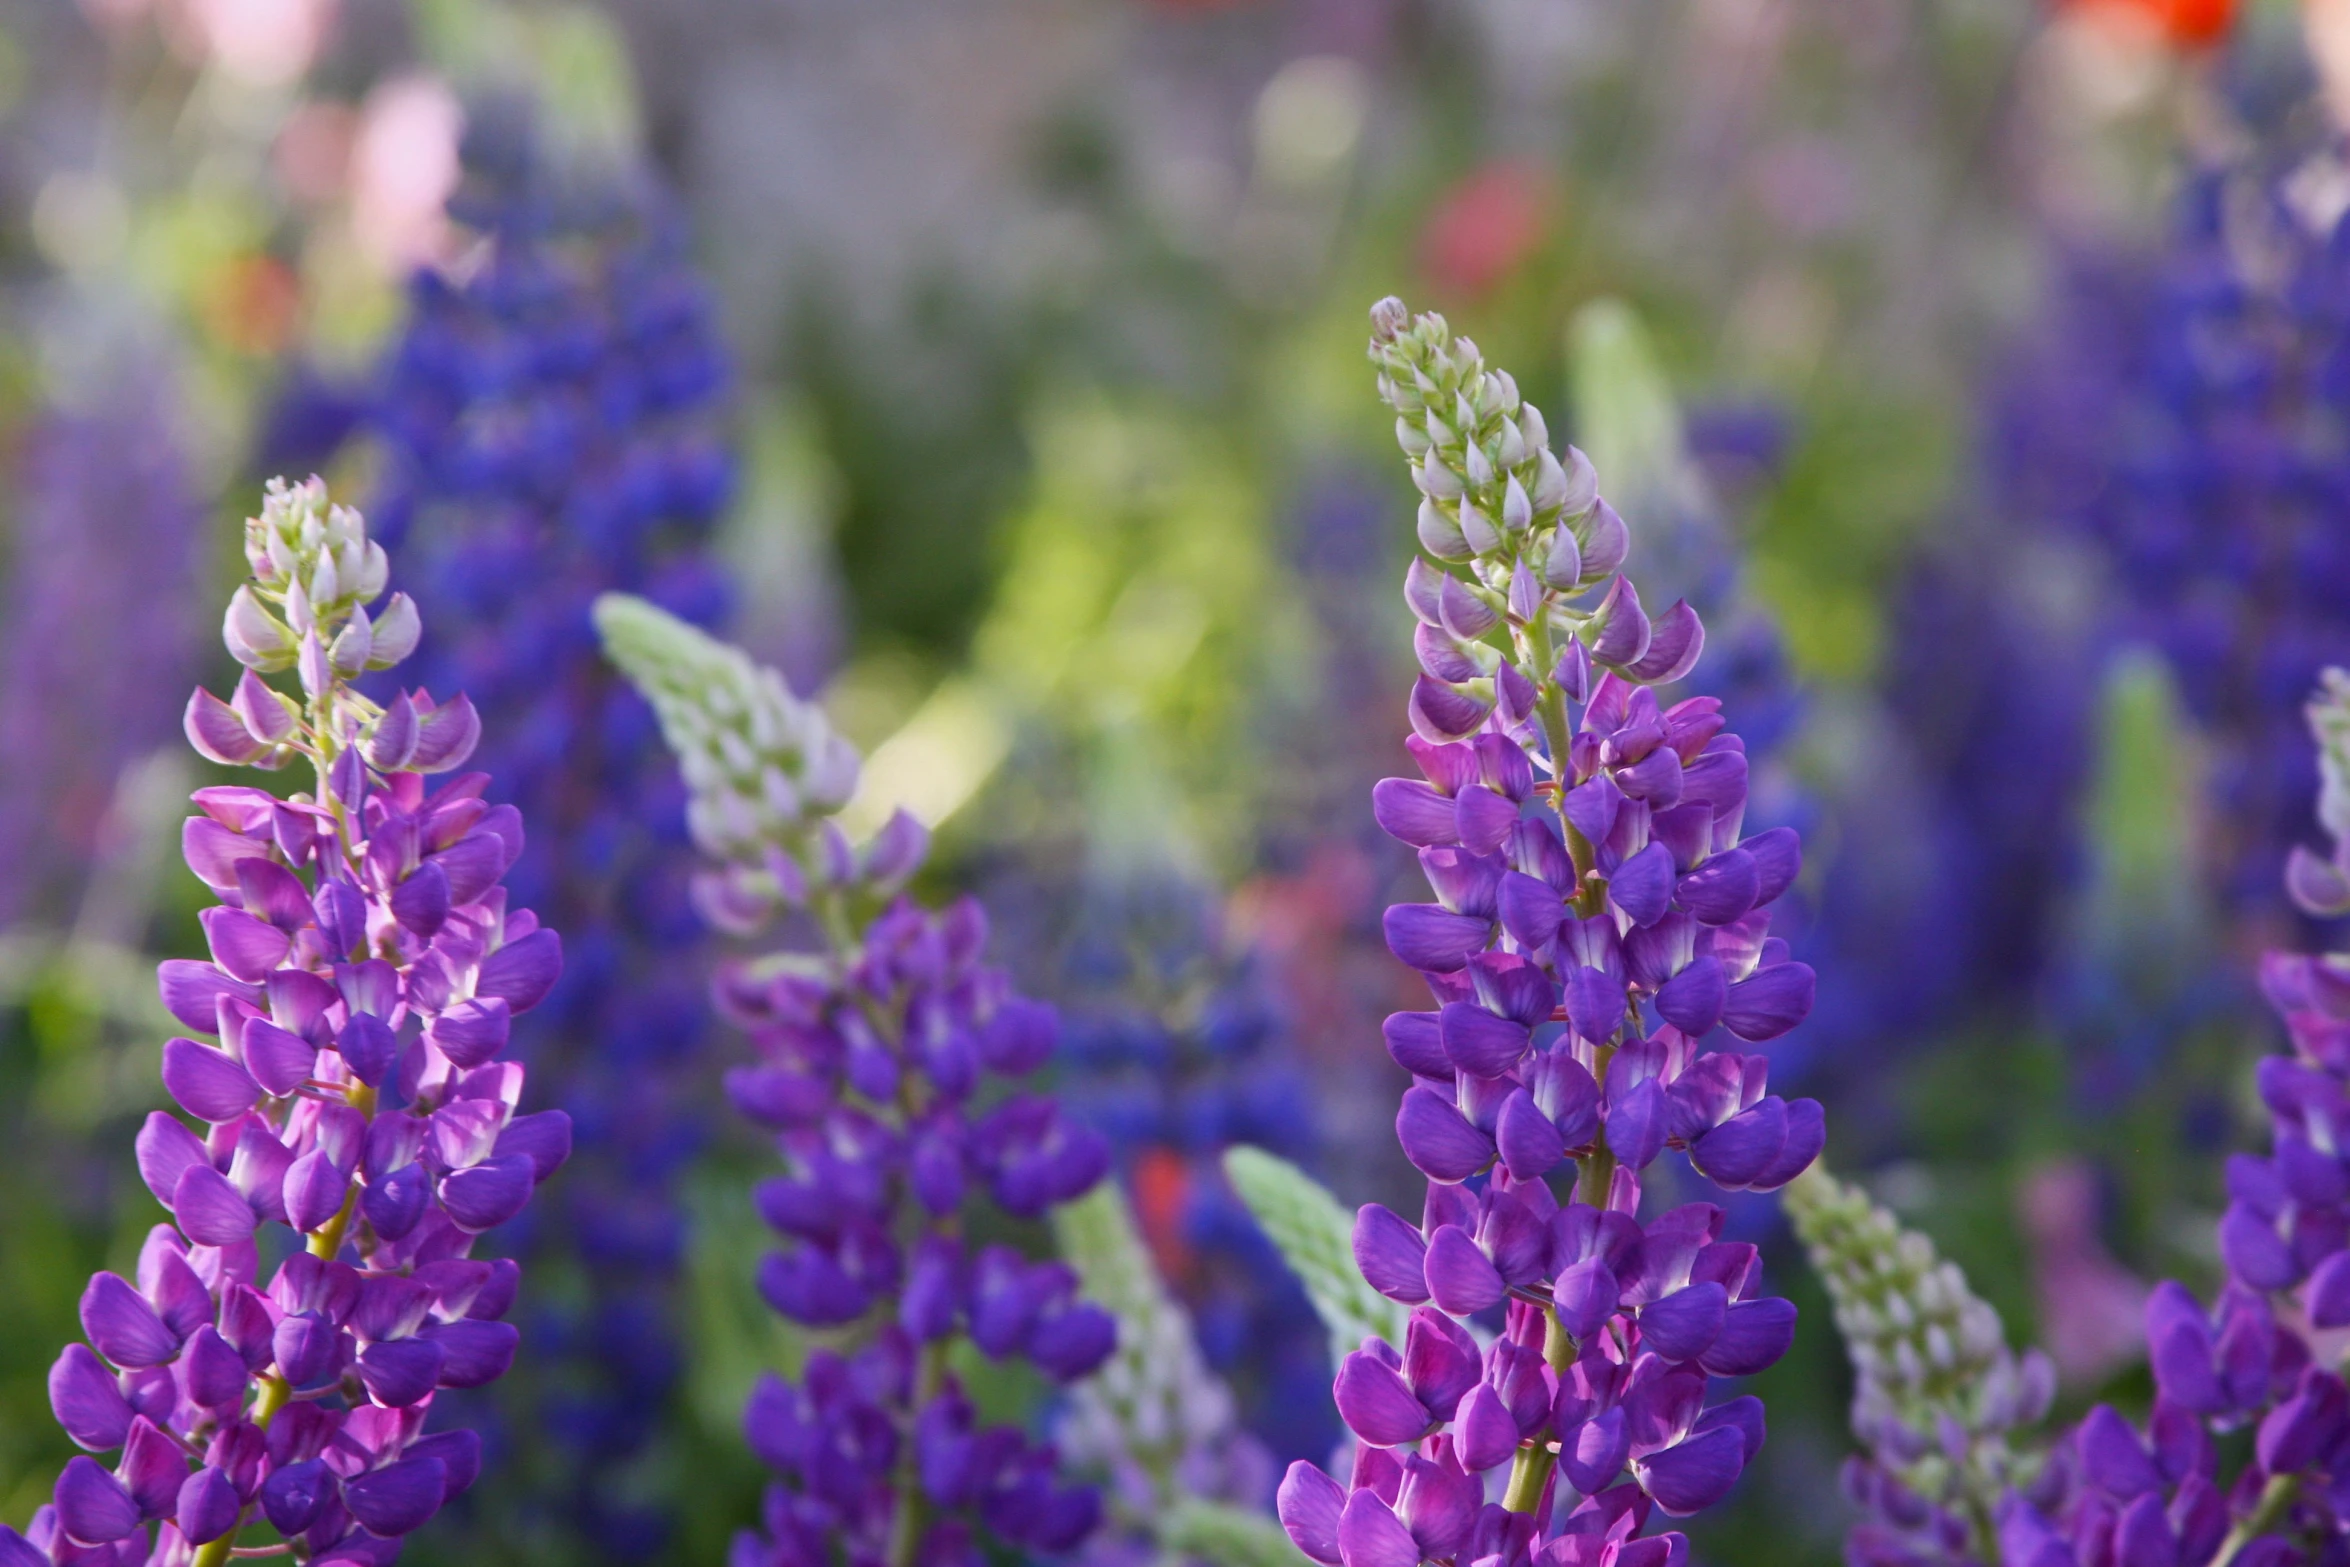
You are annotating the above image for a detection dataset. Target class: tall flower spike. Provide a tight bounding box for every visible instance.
[597,594,1116,1567]
[2006,668,2350,1567]
[2,476,568,1567]
[1785,1167,2054,1567]
[347,141,744,1560]
[1274,301,1823,1567]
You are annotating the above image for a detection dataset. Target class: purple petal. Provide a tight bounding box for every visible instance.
[1496,871,1564,950]
[428,998,511,1068]
[1381,1013,1449,1078]
[1700,1297,1799,1377]
[1690,1099,1789,1191]
[1497,1089,1566,1180]
[1334,1351,1433,1447]
[49,1345,133,1451]
[172,1163,256,1247]
[1382,905,1491,974]
[1722,963,1814,1042]
[54,1456,141,1545]
[1655,956,1726,1036]
[260,1459,332,1535]
[343,1457,447,1536]
[2219,1203,2299,1291]
[1337,1489,1421,1567]
[1676,849,1759,926]
[1605,1077,1669,1171]
[1354,1206,1432,1304]
[1607,843,1675,928]
[1440,1001,1530,1076]
[2078,1406,2162,1499]
[1277,1462,1345,1565]
[1640,1283,1728,1362]
[357,1338,446,1407]
[1636,1424,1746,1516]
[1746,1098,1824,1191]
[2308,1251,2350,1328]
[1404,1307,1481,1419]
[424,1318,519,1388]
[438,1154,535,1233]
[182,1327,247,1409]
[178,1467,242,1546]
[200,907,290,984]
[410,693,481,772]
[1409,677,1491,744]
[1744,827,1802,905]
[475,929,562,1013]
[1567,966,1626,1046]
[1592,578,1651,667]
[1626,600,1705,684]
[1455,787,1520,857]
[1564,1406,1631,1494]
[1423,1225,1505,1315]
[241,1019,316,1098]
[1552,1258,1619,1341]
[1373,779,1461,848]
[157,961,259,1034]
[1396,1087,1494,1183]
[161,1038,259,1124]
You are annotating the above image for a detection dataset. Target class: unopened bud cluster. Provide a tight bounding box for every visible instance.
[1785,1168,2052,1567]
[1368,298,1701,693]
[591,595,893,931]
[224,478,420,698]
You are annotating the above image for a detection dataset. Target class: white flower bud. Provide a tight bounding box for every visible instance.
[1396,416,1431,457]
[329,608,372,677]
[1488,370,1520,413]
[309,552,341,610]
[1521,403,1549,455]
[1463,441,1495,489]
[1502,474,1533,534]
[1423,411,1454,449]
[1496,417,1527,468]
[297,631,332,698]
[1531,448,1569,513]
[224,586,295,671]
[1458,502,1502,555]
[1417,500,1472,560]
[366,593,422,669]
[1415,450,1465,500]
[283,576,315,635]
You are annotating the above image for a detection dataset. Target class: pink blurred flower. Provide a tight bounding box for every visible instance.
[2019,1158,2150,1387]
[350,76,462,277]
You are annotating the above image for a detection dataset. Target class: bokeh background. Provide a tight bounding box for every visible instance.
[0,0,2338,1561]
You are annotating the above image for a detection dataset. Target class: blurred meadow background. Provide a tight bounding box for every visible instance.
[0,0,2337,1561]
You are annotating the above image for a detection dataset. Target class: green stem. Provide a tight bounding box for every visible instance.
[884,1337,952,1566]
[2213,1473,2299,1567]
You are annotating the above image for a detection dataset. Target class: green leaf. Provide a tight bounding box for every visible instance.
[1221,1145,1410,1365]
[1158,1497,1312,1566]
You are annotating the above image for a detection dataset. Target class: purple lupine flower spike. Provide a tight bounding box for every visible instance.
[2007,668,2350,1567]
[1271,301,1823,1567]
[0,477,568,1567]
[595,593,1115,1566]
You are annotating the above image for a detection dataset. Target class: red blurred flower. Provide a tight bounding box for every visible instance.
[1418,161,1550,303]
[2058,0,2236,49]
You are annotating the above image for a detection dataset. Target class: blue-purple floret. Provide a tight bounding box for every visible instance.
[1994,671,2350,1567]
[712,883,1117,1565]
[1272,301,1823,1567]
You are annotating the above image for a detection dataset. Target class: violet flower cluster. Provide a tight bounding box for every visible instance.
[349,121,733,1557]
[1985,148,2350,922]
[595,595,1117,1567]
[2,478,568,1567]
[1786,1167,2055,1567]
[1994,668,2350,1567]
[1273,301,1823,1567]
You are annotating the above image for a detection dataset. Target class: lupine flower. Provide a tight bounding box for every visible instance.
[1999,668,2350,1567]
[1986,147,2350,925]
[1786,1166,2056,1567]
[595,594,1118,1566]
[332,116,734,1557]
[1052,1182,1287,1564]
[1270,300,1823,1567]
[1,477,569,1567]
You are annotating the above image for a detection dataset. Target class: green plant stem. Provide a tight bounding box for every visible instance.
[2214,1473,2299,1567]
